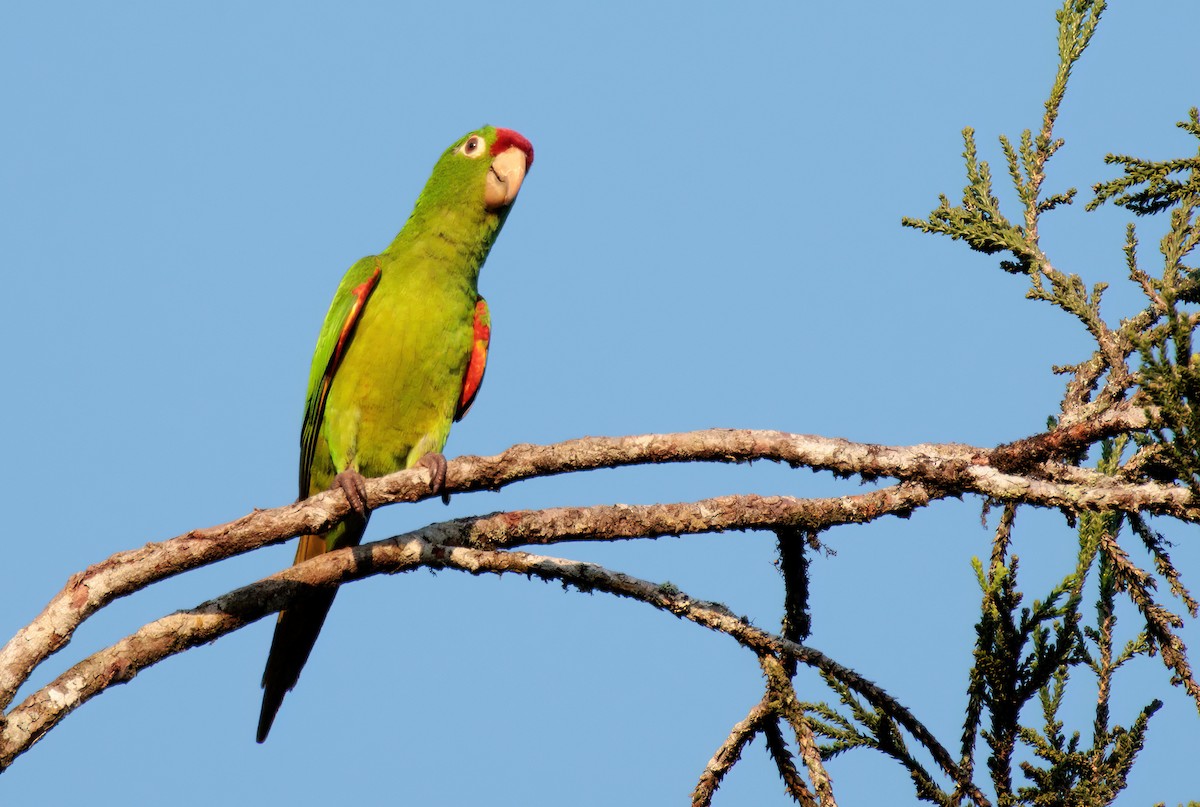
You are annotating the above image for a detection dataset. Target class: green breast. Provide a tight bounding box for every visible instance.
[317,252,476,489]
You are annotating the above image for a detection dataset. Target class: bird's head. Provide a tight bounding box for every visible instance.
[424,125,534,214]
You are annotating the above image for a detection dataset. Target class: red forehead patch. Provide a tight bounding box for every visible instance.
[491,128,534,168]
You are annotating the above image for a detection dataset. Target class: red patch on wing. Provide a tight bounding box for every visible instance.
[333,265,381,369]
[491,128,534,169]
[318,263,381,408]
[456,298,491,421]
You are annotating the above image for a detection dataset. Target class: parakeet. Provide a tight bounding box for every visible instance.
[257,125,533,742]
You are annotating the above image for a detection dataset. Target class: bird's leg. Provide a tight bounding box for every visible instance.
[333,469,370,519]
[415,452,450,505]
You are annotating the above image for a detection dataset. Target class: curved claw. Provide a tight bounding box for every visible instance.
[334,470,370,519]
[416,452,450,505]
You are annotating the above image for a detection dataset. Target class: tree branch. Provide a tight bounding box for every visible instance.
[990,400,1151,472]
[1,530,960,778]
[1,426,1191,779]
[762,653,837,806]
[0,472,938,716]
[692,699,775,807]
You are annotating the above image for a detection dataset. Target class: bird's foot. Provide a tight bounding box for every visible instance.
[334,469,370,519]
[416,452,450,505]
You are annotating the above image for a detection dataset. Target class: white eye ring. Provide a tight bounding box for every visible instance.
[458,135,486,159]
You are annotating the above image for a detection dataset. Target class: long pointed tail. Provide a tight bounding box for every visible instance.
[257,578,338,742]
[257,518,364,742]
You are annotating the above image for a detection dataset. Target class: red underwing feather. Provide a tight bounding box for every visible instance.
[333,265,382,369]
[321,262,376,391]
[456,297,491,421]
[314,263,381,452]
[298,259,382,501]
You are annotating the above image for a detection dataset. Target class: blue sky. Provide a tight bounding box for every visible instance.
[2,1,1196,804]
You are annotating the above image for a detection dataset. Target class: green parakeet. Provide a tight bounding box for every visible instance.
[257,125,533,742]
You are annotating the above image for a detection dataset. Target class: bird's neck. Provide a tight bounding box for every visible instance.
[389,203,506,278]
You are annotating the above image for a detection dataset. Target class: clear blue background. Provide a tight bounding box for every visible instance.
[2,1,1196,804]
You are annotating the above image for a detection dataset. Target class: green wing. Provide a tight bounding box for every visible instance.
[298,255,382,498]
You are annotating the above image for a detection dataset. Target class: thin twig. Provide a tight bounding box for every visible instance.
[692,699,774,807]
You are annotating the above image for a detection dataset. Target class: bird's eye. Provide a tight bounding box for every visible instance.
[458,135,485,158]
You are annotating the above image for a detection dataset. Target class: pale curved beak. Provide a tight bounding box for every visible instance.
[484,146,528,210]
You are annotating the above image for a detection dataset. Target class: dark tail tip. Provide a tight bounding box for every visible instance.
[257,638,297,743]
[255,585,340,744]
[256,689,283,743]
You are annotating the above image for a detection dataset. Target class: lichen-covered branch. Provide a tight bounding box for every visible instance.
[692,700,776,807]
[761,654,836,806]
[0,534,950,777]
[4,426,1191,721]
[0,461,941,719]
